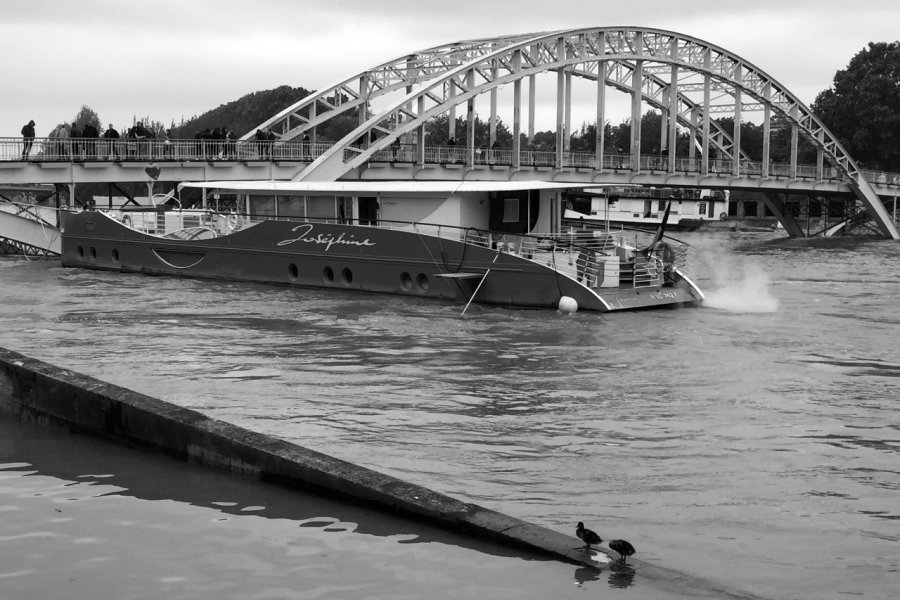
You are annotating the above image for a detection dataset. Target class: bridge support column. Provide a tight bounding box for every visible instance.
[528,69,536,143]
[630,58,643,172]
[66,184,77,209]
[448,82,457,142]
[416,96,425,166]
[555,37,565,170]
[847,176,900,238]
[732,64,742,177]
[595,60,606,171]
[667,62,678,174]
[358,74,369,132]
[762,83,771,179]
[789,106,799,179]
[762,192,804,237]
[512,52,522,170]
[816,130,825,180]
[564,68,572,152]
[466,69,475,167]
[689,108,698,166]
[489,59,498,148]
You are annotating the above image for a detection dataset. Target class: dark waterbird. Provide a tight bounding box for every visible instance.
[608,539,636,563]
[575,522,602,550]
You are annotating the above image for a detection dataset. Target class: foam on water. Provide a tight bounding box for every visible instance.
[703,263,779,312]
[692,237,780,312]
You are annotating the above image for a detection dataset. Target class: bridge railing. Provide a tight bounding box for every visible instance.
[3,136,900,188]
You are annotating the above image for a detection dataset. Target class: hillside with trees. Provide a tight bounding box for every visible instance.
[169,85,314,139]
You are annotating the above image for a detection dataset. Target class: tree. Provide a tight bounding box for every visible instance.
[170,85,313,138]
[73,105,101,131]
[424,114,513,147]
[812,41,900,171]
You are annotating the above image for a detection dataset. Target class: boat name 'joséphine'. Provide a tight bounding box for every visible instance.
[277,224,376,252]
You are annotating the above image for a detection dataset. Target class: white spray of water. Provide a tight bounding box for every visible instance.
[692,239,780,313]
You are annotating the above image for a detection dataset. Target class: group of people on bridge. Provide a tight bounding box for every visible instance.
[22,119,164,161]
[18,119,238,162]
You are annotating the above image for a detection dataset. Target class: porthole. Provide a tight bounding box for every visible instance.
[341,268,353,286]
[400,272,413,291]
[89,247,97,261]
[288,263,299,281]
[323,266,334,283]
[111,249,120,263]
[416,273,429,292]
[76,246,84,258]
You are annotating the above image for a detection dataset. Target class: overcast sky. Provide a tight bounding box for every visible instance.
[1,0,897,137]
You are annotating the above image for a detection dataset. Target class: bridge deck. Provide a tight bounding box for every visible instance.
[2,137,900,195]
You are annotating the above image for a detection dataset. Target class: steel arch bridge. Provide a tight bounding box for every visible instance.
[244,27,899,239]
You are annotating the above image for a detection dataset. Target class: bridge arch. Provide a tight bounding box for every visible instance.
[248,31,748,163]
[254,27,898,238]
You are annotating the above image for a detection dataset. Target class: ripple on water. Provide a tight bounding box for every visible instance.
[2,241,900,599]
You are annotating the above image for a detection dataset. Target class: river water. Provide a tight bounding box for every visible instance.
[1,231,898,599]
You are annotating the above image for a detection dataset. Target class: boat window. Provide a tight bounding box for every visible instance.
[359,197,378,226]
[249,195,276,217]
[337,197,352,224]
[307,196,338,220]
[503,198,519,223]
[279,196,306,218]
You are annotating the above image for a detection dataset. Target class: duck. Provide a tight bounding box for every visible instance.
[608,539,636,563]
[575,522,602,550]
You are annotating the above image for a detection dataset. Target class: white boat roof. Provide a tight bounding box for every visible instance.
[178,180,586,195]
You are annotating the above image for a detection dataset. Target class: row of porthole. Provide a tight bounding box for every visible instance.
[288,263,430,292]
[76,246,98,260]
[77,246,120,263]
[73,248,433,294]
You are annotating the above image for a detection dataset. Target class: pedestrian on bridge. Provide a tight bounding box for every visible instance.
[103,124,120,160]
[70,122,82,160]
[21,120,35,160]
[83,122,99,159]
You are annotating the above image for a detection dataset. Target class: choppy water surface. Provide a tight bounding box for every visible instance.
[1,231,898,599]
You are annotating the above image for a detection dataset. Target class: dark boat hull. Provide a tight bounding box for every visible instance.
[60,211,702,312]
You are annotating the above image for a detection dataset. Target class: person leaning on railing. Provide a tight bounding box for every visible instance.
[21,119,35,160]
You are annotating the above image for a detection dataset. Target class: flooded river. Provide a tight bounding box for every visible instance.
[1,230,898,599]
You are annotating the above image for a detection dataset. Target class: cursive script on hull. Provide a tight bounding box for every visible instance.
[277,223,376,252]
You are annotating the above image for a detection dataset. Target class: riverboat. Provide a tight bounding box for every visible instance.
[59,180,704,312]
[564,186,729,231]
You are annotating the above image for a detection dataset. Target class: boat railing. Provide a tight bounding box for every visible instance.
[90,207,690,285]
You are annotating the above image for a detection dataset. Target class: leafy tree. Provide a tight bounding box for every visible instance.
[424,114,513,147]
[812,41,900,171]
[73,105,101,131]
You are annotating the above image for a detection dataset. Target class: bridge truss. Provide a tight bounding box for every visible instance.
[242,28,898,239]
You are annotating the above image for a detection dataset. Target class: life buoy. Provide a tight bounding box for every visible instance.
[719,212,728,220]
[227,213,238,231]
[122,214,132,227]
